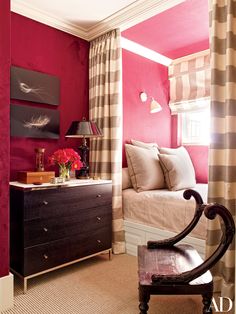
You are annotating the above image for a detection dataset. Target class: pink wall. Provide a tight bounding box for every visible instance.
[10,13,89,180]
[185,146,208,183]
[122,49,171,166]
[0,0,10,277]
[122,50,208,182]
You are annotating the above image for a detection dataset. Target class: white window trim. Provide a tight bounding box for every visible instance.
[178,108,210,146]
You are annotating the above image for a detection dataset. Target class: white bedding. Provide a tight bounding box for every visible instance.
[122,184,208,240]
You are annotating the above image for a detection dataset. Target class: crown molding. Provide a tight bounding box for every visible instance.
[11,0,184,42]
[11,0,88,40]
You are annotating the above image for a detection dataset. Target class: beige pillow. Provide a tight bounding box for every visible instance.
[159,147,196,186]
[159,150,196,191]
[125,144,165,192]
[122,168,132,190]
[160,146,192,159]
[131,139,159,151]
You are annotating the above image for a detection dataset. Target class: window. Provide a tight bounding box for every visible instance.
[179,108,210,145]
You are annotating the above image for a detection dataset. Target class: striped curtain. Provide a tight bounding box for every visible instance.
[168,51,210,114]
[89,29,125,254]
[207,0,236,300]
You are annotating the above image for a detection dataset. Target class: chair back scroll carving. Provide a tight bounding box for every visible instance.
[148,189,204,249]
[148,189,235,285]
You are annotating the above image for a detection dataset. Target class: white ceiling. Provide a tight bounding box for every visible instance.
[11,0,184,41]
[13,0,138,29]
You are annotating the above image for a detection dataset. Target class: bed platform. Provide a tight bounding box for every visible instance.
[123,184,208,259]
[124,220,206,258]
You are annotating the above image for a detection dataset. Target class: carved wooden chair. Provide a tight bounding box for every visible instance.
[138,189,235,314]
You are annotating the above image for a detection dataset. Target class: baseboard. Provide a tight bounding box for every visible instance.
[0,273,14,312]
[124,220,206,259]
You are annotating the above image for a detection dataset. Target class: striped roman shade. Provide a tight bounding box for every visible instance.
[89,29,125,254]
[206,0,236,300]
[169,51,210,114]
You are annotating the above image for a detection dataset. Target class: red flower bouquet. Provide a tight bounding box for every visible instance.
[48,148,82,180]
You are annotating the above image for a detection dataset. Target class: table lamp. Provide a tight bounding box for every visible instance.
[65,118,103,179]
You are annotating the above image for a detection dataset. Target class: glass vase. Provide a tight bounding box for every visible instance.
[59,165,70,181]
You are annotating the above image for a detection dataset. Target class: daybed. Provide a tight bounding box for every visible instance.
[122,141,208,258]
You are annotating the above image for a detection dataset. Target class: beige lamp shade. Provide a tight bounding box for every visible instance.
[150,98,162,113]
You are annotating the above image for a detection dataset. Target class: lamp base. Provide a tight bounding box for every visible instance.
[75,166,89,179]
[77,176,90,180]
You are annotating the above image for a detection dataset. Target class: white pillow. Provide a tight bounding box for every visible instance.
[125,144,165,192]
[159,146,196,191]
[131,139,159,151]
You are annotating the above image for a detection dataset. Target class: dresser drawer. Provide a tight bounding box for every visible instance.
[10,181,112,283]
[23,226,112,276]
[24,184,112,220]
[24,205,112,247]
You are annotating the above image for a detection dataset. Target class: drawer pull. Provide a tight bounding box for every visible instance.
[43,227,48,232]
[43,254,48,260]
[96,216,101,221]
[43,200,48,205]
[97,239,102,244]
[96,194,102,198]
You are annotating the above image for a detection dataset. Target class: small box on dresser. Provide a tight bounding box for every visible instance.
[17,171,55,184]
[10,179,112,293]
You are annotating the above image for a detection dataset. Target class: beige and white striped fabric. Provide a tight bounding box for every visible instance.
[168,51,210,114]
[206,0,236,300]
[89,29,125,254]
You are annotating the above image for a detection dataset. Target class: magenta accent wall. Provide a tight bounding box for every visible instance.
[0,0,10,277]
[122,49,171,166]
[10,13,89,180]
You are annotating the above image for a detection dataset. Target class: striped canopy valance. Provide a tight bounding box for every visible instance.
[168,50,210,114]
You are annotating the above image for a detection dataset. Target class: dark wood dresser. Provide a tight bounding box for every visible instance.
[10,179,112,293]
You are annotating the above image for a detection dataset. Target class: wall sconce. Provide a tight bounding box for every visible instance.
[140,92,148,102]
[150,97,162,113]
[139,92,162,113]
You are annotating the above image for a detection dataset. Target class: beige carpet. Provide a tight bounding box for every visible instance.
[3,254,204,314]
